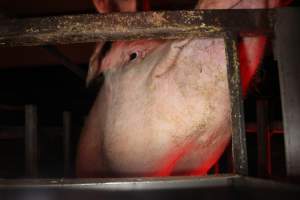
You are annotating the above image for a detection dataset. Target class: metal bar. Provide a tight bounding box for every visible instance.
[224,35,248,176]
[0,104,24,111]
[275,8,300,180]
[0,175,299,200]
[0,9,275,47]
[63,111,72,177]
[25,105,38,177]
[226,142,233,173]
[0,175,241,189]
[0,126,69,140]
[267,127,272,176]
[256,99,271,177]
[43,46,86,79]
[246,121,283,134]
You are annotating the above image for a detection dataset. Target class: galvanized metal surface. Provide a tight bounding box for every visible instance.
[224,36,248,176]
[276,8,300,180]
[0,9,275,46]
[0,175,299,200]
[0,174,234,189]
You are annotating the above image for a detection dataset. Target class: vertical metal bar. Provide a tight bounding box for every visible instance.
[267,131,272,175]
[275,8,300,179]
[226,143,234,173]
[25,105,38,177]
[63,111,72,177]
[224,35,248,176]
[256,99,271,177]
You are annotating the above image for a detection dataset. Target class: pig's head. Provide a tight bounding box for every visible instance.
[87,0,163,87]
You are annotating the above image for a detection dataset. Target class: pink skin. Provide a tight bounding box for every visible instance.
[99,40,163,73]
[77,0,290,178]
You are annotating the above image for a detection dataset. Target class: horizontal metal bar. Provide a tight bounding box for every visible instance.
[0,104,24,111]
[0,126,81,139]
[0,175,235,190]
[0,175,299,200]
[0,9,275,47]
[246,121,283,134]
[1,176,234,200]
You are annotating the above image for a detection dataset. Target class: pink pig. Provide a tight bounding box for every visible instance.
[76,0,292,178]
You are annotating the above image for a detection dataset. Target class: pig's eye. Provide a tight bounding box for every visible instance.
[129,52,138,61]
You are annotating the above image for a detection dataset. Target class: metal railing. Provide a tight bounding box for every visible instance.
[0,7,299,191]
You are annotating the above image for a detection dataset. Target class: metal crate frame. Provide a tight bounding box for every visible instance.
[0,7,300,198]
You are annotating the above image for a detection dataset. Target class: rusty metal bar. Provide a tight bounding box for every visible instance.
[0,9,275,47]
[25,105,38,177]
[63,111,72,177]
[224,35,248,176]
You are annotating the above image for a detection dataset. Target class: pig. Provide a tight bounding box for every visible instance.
[76,0,291,178]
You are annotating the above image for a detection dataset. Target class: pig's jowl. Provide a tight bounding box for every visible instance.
[76,0,291,177]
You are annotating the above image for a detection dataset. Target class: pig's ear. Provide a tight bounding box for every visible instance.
[93,0,111,13]
[87,42,105,87]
